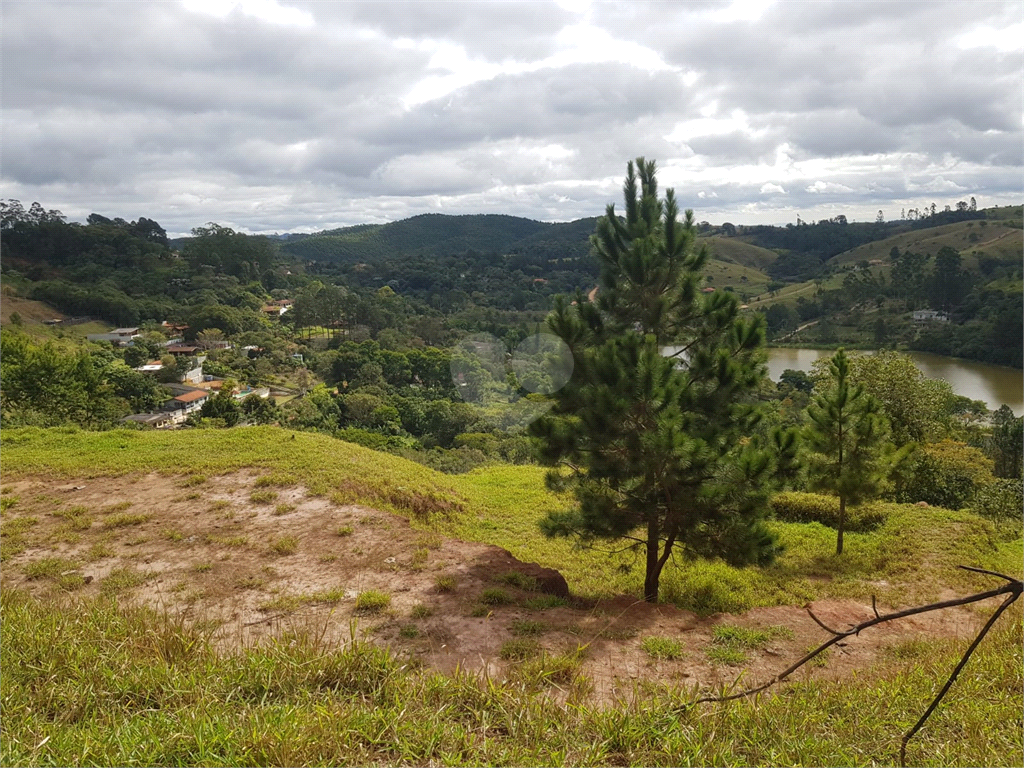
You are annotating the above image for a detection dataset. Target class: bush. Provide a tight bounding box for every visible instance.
[895,440,995,510]
[771,492,886,532]
[972,479,1023,521]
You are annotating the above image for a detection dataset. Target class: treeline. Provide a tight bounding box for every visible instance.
[0,331,165,427]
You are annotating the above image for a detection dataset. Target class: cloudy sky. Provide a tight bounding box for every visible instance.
[2,0,1021,236]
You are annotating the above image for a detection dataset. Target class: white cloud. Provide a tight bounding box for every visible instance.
[956,22,1023,52]
[181,0,313,27]
[759,182,785,194]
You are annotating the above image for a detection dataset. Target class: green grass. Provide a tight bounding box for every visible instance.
[354,589,391,613]
[1,428,1020,614]
[707,645,749,666]
[707,624,794,666]
[23,556,77,580]
[259,587,346,612]
[711,624,794,649]
[102,512,151,529]
[273,503,295,516]
[100,566,153,595]
[0,590,1021,766]
[0,496,19,512]
[249,490,278,505]
[269,536,299,556]
[254,473,298,488]
[480,587,514,606]
[497,571,538,590]
[499,638,541,661]
[434,575,457,593]
[511,619,546,637]
[410,604,432,619]
[335,525,354,537]
[640,636,684,660]
[524,595,569,610]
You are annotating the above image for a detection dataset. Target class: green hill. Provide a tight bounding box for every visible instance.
[703,235,778,271]
[280,214,555,262]
[827,220,1023,270]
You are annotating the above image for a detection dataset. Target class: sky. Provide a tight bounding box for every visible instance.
[1,0,1021,237]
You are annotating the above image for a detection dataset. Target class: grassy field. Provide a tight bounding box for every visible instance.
[701,236,779,271]
[703,258,771,299]
[1,587,1020,767]
[3,426,1020,613]
[826,221,1023,269]
[2,426,1022,766]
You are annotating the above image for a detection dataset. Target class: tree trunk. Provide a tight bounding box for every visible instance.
[644,518,660,603]
[836,495,846,555]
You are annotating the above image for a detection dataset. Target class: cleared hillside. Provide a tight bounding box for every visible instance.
[828,221,1023,268]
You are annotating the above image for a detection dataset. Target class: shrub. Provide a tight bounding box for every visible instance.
[894,440,995,510]
[355,590,391,613]
[771,492,886,532]
[641,636,684,660]
[971,478,1023,525]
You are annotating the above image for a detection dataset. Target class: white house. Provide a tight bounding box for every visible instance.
[912,310,949,323]
[87,327,140,346]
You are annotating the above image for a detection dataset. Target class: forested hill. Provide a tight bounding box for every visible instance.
[276,214,599,263]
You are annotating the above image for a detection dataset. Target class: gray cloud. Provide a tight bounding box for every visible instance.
[1,0,1020,235]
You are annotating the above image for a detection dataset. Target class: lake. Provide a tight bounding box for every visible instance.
[765,348,1023,415]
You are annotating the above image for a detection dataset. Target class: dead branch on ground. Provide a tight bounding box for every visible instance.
[688,566,1023,767]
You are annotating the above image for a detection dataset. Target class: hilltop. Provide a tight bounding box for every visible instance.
[2,425,1021,765]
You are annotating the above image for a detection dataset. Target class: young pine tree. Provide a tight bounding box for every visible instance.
[804,349,901,555]
[530,158,778,604]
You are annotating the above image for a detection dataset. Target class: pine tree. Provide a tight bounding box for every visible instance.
[804,349,900,554]
[530,158,778,603]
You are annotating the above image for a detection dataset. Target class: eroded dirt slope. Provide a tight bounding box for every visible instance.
[1,471,984,702]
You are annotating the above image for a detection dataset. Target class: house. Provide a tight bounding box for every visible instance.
[86,327,140,346]
[182,365,204,385]
[162,388,210,421]
[134,360,164,373]
[165,344,200,356]
[912,310,949,323]
[122,412,175,429]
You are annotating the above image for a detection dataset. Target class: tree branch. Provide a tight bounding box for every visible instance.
[687,569,1023,763]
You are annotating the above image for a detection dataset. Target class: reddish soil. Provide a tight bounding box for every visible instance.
[1,472,985,702]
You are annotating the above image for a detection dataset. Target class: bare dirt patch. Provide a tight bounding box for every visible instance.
[1,472,987,702]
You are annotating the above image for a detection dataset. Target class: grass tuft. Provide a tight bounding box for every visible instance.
[102,512,151,529]
[269,535,299,555]
[641,636,685,660]
[354,589,391,613]
[434,574,457,593]
[499,638,540,661]
[480,587,514,606]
